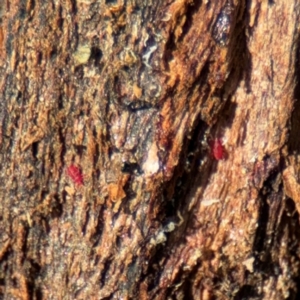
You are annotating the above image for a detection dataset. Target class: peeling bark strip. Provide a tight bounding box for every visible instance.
[1,0,300,299]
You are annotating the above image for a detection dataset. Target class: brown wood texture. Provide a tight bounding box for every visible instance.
[1,0,300,299]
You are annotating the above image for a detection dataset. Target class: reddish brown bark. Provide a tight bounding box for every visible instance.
[0,0,300,299]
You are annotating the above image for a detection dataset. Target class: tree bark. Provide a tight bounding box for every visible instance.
[0,0,300,299]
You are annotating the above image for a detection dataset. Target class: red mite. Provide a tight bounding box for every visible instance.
[66,164,84,186]
[210,138,226,160]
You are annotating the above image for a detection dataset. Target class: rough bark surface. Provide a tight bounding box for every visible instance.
[0,0,300,299]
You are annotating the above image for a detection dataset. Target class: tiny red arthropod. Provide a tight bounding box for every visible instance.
[209,138,226,160]
[66,164,84,186]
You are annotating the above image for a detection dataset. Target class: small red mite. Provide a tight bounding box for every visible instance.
[210,138,225,160]
[66,164,84,186]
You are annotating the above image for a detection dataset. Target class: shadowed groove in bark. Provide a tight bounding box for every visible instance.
[289,34,300,154]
